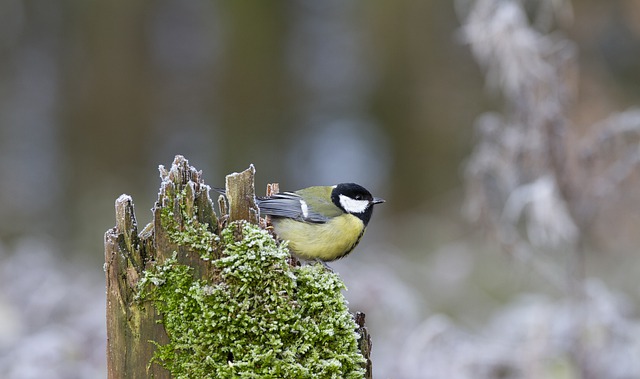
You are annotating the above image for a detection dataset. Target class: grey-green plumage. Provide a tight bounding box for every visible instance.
[257,183,384,261]
[258,186,339,222]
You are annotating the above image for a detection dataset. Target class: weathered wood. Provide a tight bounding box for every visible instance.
[153,157,219,279]
[225,164,259,224]
[355,312,373,379]
[105,195,169,379]
[105,155,373,378]
[266,182,279,197]
[105,155,220,379]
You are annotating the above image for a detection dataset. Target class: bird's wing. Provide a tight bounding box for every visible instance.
[257,191,336,223]
[295,186,343,219]
[257,192,305,219]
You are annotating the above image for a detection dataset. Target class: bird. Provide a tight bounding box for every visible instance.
[256,183,384,261]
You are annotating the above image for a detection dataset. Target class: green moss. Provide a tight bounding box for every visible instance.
[138,221,365,378]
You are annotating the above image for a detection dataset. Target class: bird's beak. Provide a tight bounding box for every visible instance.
[372,197,385,204]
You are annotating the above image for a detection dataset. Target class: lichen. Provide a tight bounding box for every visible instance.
[138,221,366,378]
[160,187,220,261]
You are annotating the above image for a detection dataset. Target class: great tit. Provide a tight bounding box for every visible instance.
[257,183,385,261]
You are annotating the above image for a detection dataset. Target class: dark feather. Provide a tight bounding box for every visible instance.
[257,192,329,223]
[215,187,331,223]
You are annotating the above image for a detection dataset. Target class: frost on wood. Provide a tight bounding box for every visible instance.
[105,193,167,379]
[104,155,370,379]
[225,164,259,224]
[105,155,219,379]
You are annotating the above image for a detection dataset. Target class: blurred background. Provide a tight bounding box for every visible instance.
[2,0,640,378]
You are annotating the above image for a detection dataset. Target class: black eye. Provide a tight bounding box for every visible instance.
[355,194,363,200]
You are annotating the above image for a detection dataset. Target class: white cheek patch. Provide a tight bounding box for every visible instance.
[339,194,370,214]
[300,199,309,218]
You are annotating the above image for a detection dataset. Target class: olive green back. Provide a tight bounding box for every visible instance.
[295,186,343,218]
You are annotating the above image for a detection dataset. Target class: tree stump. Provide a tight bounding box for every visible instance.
[105,155,372,378]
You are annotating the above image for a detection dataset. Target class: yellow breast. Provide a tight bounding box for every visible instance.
[272,214,366,261]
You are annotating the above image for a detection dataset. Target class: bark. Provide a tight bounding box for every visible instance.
[105,155,244,378]
[104,155,372,378]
